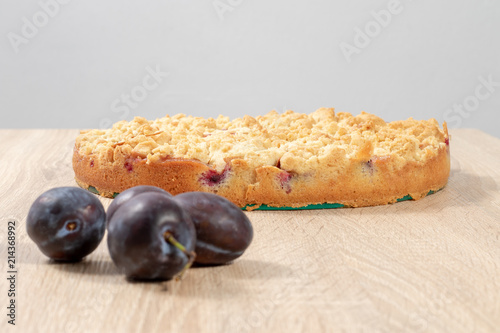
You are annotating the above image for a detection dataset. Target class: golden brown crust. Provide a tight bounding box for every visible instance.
[72,108,450,208]
[245,146,449,208]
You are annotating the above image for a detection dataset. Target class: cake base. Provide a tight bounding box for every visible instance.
[75,178,444,211]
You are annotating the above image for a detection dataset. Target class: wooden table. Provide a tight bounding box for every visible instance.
[1,129,499,333]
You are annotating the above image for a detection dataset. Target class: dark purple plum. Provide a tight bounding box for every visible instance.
[26,187,106,262]
[107,185,172,224]
[174,192,253,265]
[107,192,196,281]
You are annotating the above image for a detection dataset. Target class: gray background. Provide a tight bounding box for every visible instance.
[1,0,499,137]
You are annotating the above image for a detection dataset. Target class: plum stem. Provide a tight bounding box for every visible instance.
[163,231,196,280]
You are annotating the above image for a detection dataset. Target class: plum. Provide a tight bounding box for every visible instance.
[107,185,172,224]
[26,187,106,262]
[174,192,253,265]
[107,192,196,281]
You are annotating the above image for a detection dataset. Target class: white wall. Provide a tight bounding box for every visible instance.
[1,0,499,137]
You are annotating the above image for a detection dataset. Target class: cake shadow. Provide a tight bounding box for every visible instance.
[261,166,497,217]
[349,167,498,215]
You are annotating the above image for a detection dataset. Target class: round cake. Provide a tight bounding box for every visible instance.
[72,108,450,210]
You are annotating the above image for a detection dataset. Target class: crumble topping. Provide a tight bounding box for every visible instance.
[76,108,447,173]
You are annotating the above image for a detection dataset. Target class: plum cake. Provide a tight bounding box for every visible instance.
[72,108,450,210]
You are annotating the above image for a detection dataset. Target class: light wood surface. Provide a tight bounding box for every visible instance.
[0,129,499,333]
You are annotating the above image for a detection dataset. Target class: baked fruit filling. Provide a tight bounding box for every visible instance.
[73,108,450,209]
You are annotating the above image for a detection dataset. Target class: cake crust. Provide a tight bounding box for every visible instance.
[72,108,450,209]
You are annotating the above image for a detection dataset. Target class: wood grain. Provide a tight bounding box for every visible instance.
[0,129,499,333]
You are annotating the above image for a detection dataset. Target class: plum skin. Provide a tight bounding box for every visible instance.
[174,192,253,265]
[106,185,172,224]
[26,187,106,262]
[107,192,196,281]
